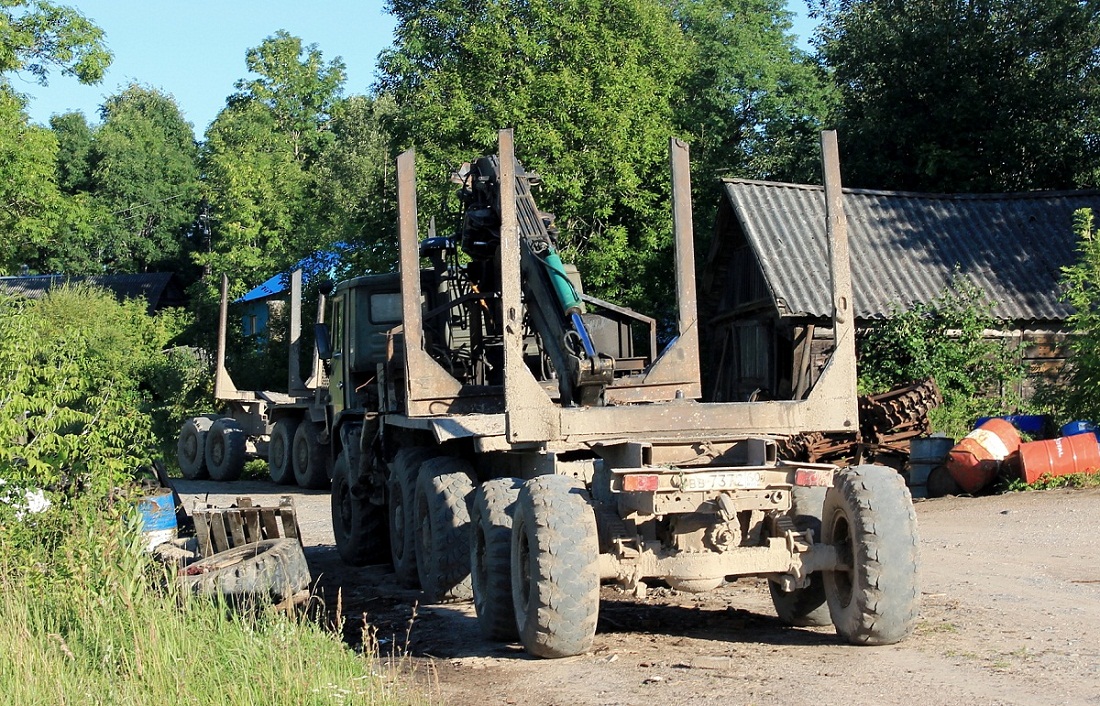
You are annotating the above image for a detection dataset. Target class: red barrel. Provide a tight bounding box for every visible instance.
[1019,434,1100,484]
[945,418,1021,493]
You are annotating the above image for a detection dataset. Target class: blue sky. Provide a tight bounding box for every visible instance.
[16,1,816,136]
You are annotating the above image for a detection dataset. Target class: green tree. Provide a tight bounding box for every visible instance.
[234,30,346,163]
[313,94,398,277]
[87,85,201,272]
[200,32,347,291]
[672,0,838,234]
[49,110,93,193]
[674,0,837,196]
[813,0,1100,191]
[378,0,688,311]
[199,99,310,292]
[0,0,111,84]
[0,90,64,273]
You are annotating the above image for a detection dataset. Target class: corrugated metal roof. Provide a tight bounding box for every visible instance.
[722,179,1100,322]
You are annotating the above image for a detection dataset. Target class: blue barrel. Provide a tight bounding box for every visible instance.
[1061,420,1097,438]
[137,489,177,550]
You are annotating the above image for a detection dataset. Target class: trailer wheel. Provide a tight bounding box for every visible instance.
[415,456,476,603]
[205,417,246,482]
[769,485,831,627]
[472,477,522,640]
[292,422,329,489]
[387,447,436,587]
[268,417,300,485]
[511,475,600,658]
[822,465,920,645]
[331,450,388,566]
[177,416,213,479]
[178,538,310,603]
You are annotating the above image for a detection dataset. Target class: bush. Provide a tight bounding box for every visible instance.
[0,284,212,494]
[857,277,1023,439]
[1052,209,1100,423]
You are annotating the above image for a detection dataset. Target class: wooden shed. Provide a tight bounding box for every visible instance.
[698,180,1100,403]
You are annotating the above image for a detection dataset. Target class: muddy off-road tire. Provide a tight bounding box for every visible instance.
[511,475,600,658]
[770,485,831,627]
[205,417,246,481]
[472,478,522,641]
[292,422,329,489]
[387,447,436,587]
[415,456,476,602]
[331,450,388,566]
[268,417,300,485]
[177,416,213,479]
[178,538,310,603]
[822,465,920,645]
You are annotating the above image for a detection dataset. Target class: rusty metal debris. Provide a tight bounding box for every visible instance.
[780,379,942,466]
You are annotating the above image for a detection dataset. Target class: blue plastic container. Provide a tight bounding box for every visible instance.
[137,489,177,550]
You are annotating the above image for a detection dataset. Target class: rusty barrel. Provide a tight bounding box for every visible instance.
[1019,434,1100,484]
[945,418,1021,493]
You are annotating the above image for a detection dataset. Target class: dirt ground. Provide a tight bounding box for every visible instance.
[173,479,1100,706]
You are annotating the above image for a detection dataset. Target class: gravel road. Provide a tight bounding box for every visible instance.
[174,479,1100,706]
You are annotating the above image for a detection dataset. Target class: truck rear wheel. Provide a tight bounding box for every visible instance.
[292,422,329,489]
[770,485,831,627]
[511,475,600,658]
[387,447,436,587]
[177,416,212,479]
[822,465,920,645]
[415,456,476,603]
[268,417,299,485]
[331,450,388,566]
[205,417,246,481]
[472,477,522,641]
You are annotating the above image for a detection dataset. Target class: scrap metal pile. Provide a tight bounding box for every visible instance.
[779,379,942,466]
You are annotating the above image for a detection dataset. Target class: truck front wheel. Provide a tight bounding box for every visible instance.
[472,477,522,641]
[511,475,600,658]
[331,450,388,566]
[415,457,476,602]
[822,465,920,645]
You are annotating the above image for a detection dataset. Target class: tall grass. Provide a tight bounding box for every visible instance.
[0,499,418,706]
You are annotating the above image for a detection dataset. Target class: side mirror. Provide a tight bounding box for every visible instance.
[315,323,332,361]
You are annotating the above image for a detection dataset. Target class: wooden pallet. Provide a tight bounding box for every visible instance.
[191,496,301,558]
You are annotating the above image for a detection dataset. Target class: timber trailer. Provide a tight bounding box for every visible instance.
[175,270,336,489]
[318,130,920,658]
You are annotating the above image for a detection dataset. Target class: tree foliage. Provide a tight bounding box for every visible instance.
[813,0,1100,191]
[0,0,111,85]
[313,94,398,277]
[674,0,837,191]
[0,90,64,273]
[379,0,688,310]
[90,85,201,272]
[200,33,347,294]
